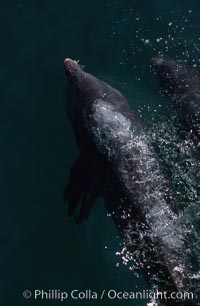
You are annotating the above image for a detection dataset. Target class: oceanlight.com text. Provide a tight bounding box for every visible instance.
[22,289,194,302]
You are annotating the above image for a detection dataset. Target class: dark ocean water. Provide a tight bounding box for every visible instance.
[0,1,200,305]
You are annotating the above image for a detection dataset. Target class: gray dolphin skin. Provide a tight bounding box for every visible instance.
[64,58,198,306]
[150,57,200,140]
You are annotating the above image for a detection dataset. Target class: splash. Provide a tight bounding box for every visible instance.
[115,111,200,300]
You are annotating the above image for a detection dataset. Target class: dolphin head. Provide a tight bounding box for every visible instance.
[64,58,112,113]
[64,58,132,143]
[150,57,200,101]
[64,58,100,127]
[64,58,82,80]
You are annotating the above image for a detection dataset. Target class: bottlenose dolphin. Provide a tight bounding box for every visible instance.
[64,58,197,306]
[150,57,200,140]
